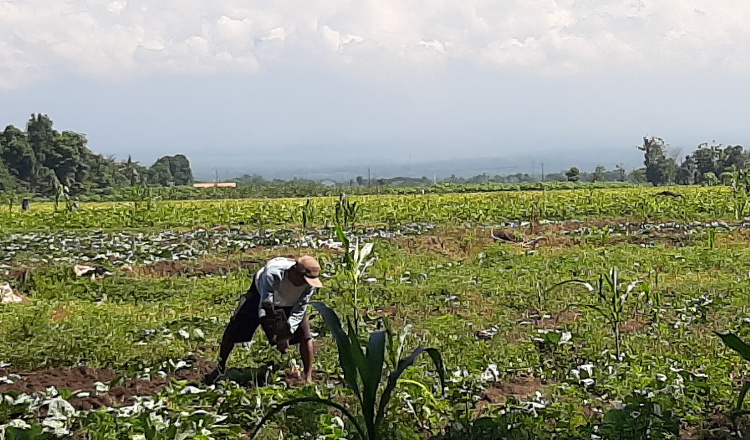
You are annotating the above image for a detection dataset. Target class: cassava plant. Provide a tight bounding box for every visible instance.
[253,302,446,440]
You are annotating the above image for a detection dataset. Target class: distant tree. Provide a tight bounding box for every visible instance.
[123,155,142,186]
[0,157,18,191]
[615,164,627,182]
[565,167,580,182]
[632,168,647,183]
[637,136,676,185]
[677,155,698,185]
[591,165,606,182]
[703,172,719,186]
[1,125,35,182]
[147,154,193,186]
[356,176,365,186]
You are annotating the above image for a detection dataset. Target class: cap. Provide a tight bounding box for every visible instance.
[296,255,323,288]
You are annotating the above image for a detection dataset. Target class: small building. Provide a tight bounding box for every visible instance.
[193,182,237,188]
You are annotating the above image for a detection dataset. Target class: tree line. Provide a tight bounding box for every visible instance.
[0,114,193,196]
[558,136,749,186]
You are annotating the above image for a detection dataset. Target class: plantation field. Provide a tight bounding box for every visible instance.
[3,186,750,439]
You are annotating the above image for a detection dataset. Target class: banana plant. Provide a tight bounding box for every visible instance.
[253,302,445,440]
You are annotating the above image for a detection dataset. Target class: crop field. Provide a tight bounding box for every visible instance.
[4,186,750,439]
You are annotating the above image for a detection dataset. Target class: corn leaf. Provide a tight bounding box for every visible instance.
[311,302,360,397]
[715,331,750,362]
[252,396,366,440]
[375,346,445,430]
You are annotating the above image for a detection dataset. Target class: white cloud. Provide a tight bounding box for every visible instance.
[1,0,750,89]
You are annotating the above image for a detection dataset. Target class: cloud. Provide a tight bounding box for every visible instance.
[1,0,750,89]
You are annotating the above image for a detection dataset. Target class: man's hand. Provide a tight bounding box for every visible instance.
[261,301,274,315]
[277,339,290,354]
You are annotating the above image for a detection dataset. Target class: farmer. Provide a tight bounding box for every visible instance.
[204,256,323,385]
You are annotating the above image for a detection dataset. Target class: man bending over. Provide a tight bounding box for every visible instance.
[204,256,323,384]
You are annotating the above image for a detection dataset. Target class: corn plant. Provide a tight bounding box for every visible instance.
[334,193,359,230]
[301,198,316,229]
[335,226,376,314]
[715,332,750,424]
[551,267,645,360]
[730,169,750,220]
[253,302,446,440]
[130,185,158,211]
[0,191,16,212]
[707,227,717,249]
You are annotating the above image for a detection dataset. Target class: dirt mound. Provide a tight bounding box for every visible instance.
[0,358,215,411]
[478,375,546,409]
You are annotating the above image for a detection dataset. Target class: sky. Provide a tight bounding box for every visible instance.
[2,0,750,179]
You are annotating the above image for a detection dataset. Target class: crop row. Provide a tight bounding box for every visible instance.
[0,187,740,232]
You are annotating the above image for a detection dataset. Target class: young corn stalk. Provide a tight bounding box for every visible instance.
[551,267,645,360]
[334,193,359,230]
[301,198,316,229]
[253,302,445,440]
[335,226,376,317]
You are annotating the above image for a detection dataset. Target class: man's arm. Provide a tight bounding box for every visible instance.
[256,266,283,317]
[287,288,314,333]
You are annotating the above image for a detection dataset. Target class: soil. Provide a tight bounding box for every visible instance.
[692,413,750,439]
[619,318,652,334]
[477,374,546,410]
[0,356,214,411]
[0,354,325,411]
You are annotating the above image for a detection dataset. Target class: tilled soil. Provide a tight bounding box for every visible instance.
[0,358,214,411]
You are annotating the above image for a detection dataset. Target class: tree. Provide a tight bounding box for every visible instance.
[637,136,676,185]
[591,165,606,182]
[677,155,698,185]
[147,154,194,186]
[615,164,627,182]
[565,167,580,182]
[0,125,35,182]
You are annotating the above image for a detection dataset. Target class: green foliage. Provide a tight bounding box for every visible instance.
[0,115,194,196]
[254,302,446,440]
[599,392,680,440]
[147,154,193,186]
[301,198,315,230]
[334,193,359,229]
[551,268,645,360]
[637,136,677,186]
[565,167,580,182]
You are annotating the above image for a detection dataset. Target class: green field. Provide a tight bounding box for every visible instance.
[2,186,750,439]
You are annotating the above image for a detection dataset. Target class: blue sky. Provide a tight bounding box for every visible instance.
[1,0,749,179]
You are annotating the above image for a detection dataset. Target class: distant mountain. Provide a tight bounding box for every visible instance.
[191,145,642,182]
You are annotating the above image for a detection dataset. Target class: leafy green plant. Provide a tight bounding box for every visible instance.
[301,198,316,229]
[334,193,359,230]
[707,227,717,249]
[715,332,750,424]
[335,226,376,314]
[551,267,644,360]
[599,391,680,440]
[253,302,446,440]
